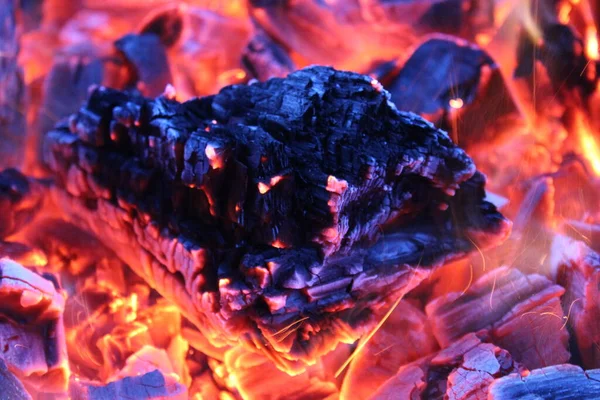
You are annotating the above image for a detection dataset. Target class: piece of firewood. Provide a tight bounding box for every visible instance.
[426,266,570,369]
[39,66,509,370]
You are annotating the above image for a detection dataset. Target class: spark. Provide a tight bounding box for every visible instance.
[374,343,397,356]
[467,236,486,271]
[271,316,310,338]
[459,264,474,297]
[490,269,498,310]
[335,293,404,378]
[561,298,581,330]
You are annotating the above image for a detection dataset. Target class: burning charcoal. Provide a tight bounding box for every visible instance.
[42,66,509,369]
[248,0,419,70]
[384,35,495,117]
[488,364,600,399]
[69,369,187,400]
[379,35,525,148]
[66,292,182,382]
[0,259,69,394]
[0,1,26,169]
[0,358,32,400]
[549,235,600,369]
[139,5,251,98]
[36,44,104,164]
[23,218,125,278]
[426,267,570,369]
[340,300,438,400]
[368,332,522,400]
[58,9,133,47]
[516,23,599,100]
[0,241,47,268]
[114,34,172,98]
[241,30,295,81]
[0,169,45,239]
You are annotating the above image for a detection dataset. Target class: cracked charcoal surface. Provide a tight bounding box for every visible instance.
[369,332,522,400]
[41,66,510,369]
[488,364,600,400]
[550,235,600,369]
[426,267,570,370]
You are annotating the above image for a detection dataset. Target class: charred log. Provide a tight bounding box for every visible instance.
[41,66,509,369]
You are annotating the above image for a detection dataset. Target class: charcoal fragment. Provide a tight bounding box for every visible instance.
[242,30,296,81]
[69,369,186,400]
[385,36,495,116]
[369,332,522,400]
[0,358,32,400]
[426,267,570,369]
[0,169,45,239]
[488,364,600,400]
[549,235,600,369]
[0,259,69,395]
[114,33,172,98]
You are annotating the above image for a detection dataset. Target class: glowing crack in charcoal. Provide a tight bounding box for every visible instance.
[4,0,600,398]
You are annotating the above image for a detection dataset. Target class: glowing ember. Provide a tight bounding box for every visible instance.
[271,240,287,249]
[449,98,464,109]
[204,144,223,169]
[257,181,270,194]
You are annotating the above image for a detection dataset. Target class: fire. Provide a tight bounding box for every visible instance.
[576,116,600,175]
[586,26,599,60]
[7,0,600,398]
